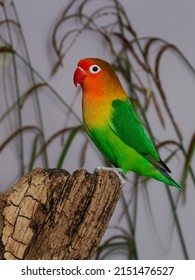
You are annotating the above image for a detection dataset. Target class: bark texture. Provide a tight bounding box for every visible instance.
[0,168,122,260]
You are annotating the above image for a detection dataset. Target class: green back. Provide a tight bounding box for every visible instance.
[110,99,171,172]
[110,99,158,155]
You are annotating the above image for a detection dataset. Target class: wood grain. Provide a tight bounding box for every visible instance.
[0,168,122,260]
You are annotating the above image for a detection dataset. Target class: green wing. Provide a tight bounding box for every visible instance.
[110,99,171,173]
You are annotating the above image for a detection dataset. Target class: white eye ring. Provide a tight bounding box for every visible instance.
[89,64,101,74]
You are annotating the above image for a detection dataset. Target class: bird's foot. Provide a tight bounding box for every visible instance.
[94,166,125,187]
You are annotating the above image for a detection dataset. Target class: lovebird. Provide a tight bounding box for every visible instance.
[73,58,182,189]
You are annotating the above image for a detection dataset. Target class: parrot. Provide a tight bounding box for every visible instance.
[73,58,182,190]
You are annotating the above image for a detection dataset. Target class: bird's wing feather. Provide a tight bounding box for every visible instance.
[109,99,171,173]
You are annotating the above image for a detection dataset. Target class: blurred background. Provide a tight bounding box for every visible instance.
[0,0,194,259]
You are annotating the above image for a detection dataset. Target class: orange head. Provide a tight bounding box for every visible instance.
[73,58,124,96]
[73,58,127,130]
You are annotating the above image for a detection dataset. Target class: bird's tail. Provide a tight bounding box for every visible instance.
[156,168,183,190]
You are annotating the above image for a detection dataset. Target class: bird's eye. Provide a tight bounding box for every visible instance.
[89,65,101,74]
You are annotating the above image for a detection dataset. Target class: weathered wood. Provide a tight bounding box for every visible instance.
[0,168,122,260]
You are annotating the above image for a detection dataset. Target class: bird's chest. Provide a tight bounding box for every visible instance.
[82,93,112,130]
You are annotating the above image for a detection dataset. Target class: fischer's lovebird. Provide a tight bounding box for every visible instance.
[73,58,182,189]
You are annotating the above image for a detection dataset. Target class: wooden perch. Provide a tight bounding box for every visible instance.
[0,168,122,260]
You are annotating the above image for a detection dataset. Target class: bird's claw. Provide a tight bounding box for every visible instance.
[94,166,125,187]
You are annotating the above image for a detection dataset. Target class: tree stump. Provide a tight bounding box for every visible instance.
[0,168,122,260]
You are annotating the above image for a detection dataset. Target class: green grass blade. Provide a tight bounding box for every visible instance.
[57,126,81,168]
[28,135,39,171]
[181,133,195,187]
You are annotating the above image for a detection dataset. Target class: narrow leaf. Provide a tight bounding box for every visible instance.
[181,133,195,187]
[57,126,81,168]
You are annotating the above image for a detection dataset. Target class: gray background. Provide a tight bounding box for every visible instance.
[0,0,195,259]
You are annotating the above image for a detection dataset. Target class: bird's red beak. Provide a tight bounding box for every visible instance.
[73,66,86,87]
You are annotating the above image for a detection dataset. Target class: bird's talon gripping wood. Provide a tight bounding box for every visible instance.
[95,166,125,187]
